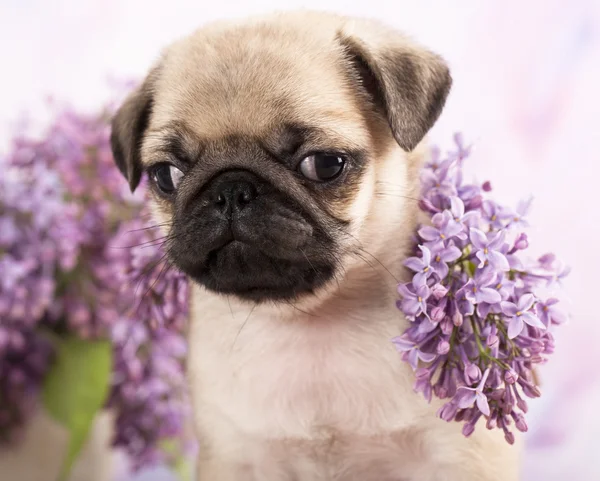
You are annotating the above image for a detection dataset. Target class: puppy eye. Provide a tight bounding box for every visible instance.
[150,163,184,194]
[299,153,346,182]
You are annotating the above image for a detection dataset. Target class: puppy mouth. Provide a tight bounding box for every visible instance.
[189,238,335,302]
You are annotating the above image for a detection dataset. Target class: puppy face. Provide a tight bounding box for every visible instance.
[110,12,451,302]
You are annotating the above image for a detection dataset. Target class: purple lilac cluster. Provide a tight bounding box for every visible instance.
[0,160,68,441]
[393,134,569,443]
[0,104,190,470]
[109,321,189,470]
[107,220,190,468]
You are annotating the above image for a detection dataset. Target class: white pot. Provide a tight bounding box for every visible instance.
[0,409,114,481]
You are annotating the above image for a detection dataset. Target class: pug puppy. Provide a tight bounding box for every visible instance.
[110,10,519,481]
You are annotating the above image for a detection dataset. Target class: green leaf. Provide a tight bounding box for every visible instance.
[42,336,112,481]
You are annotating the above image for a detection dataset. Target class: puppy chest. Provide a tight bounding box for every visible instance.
[189,318,419,439]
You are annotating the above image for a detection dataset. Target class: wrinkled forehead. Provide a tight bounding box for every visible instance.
[149,26,371,145]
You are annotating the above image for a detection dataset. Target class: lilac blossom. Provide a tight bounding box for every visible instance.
[404,246,435,285]
[501,294,546,339]
[392,336,437,370]
[481,200,509,229]
[549,262,571,287]
[507,197,532,230]
[395,134,569,442]
[511,233,529,252]
[397,279,430,319]
[0,102,191,470]
[430,244,462,279]
[448,196,479,228]
[456,368,491,416]
[461,269,502,305]
[536,298,568,327]
[420,167,457,199]
[419,212,465,244]
[469,228,510,270]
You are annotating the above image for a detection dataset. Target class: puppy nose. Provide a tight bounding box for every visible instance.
[216,181,256,210]
[213,179,257,215]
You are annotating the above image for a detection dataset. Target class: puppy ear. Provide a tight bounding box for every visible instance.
[338,19,452,152]
[110,69,158,192]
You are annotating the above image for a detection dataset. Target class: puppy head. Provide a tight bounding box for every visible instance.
[110,12,451,303]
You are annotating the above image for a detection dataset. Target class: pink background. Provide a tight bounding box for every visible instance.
[0,1,598,479]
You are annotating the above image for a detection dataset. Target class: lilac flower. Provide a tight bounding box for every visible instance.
[430,283,449,300]
[392,336,437,370]
[485,325,500,350]
[395,134,568,443]
[419,213,465,245]
[0,257,37,291]
[495,274,515,301]
[455,368,491,416]
[404,246,435,285]
[549,262,571,287]
[438,401,459,422]
[464,363,482,384]
[414,377,433,402]
[397,280,430,319]
[461,269,502,305]
[109,323,189,470]
[424,146,451,172]
[507,197,532,230]
[462,415,481,437]
[0,217,19,245]
[429,244,462,279]
[457,185,483,211]
[538,253,556,270]
[536,298,568,327]
[437,339,450,355]
[448,196,479,228]
[430,298,447,323]
[420,167,457,199]
[477,273,514,318]
[481,200,509,229]
[452,132,472,161]
[501,294,545,339]
[454,288,475,318]
[504,369,519,385]
[1,103,192,468]
[469,228,510,270]
[512,233,529,252]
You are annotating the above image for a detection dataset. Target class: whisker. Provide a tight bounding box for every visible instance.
[125,222,172,232]
[374,192,421,203]
[352,250,380,277]
[140,232,181,250]
[303,240,344,292]
[133,251,170,298]
[299,248,319,277]
[329,227,399,284]
[111,234,174,250]
[230,303,257,352]
[227,296,234,320]
[283,299,316,317]
[136,255,172,320]
[357,247,399,283]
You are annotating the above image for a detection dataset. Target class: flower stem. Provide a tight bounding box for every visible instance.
[470,317,510,370]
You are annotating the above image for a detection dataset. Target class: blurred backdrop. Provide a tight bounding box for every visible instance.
[0,0,598,480]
